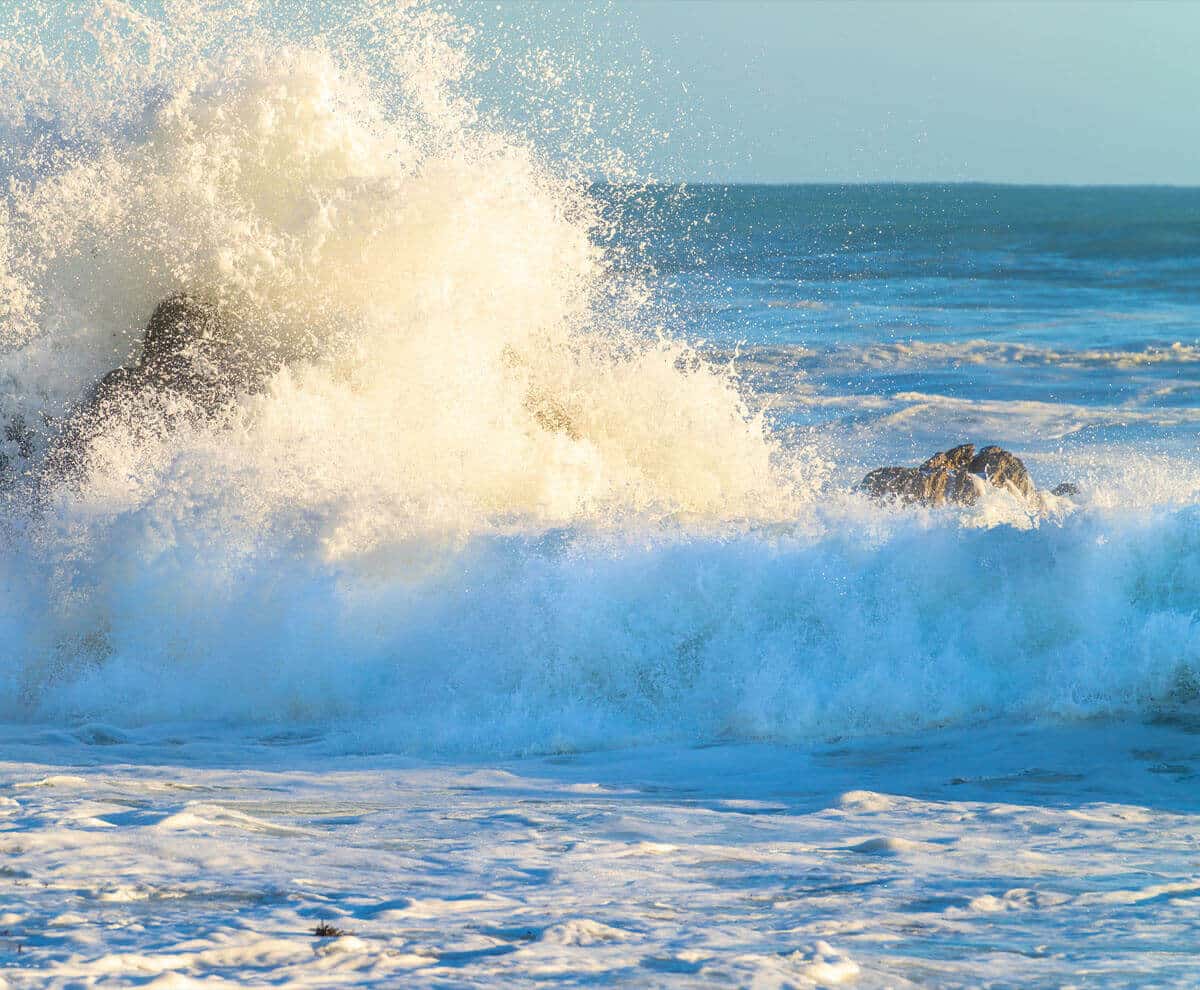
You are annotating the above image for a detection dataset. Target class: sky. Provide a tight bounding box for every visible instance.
[3,0,1195,185]
[484,0,1200,185]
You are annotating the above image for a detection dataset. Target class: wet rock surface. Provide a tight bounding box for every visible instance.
[44,295,272,480]
[963,445,1034,500]
[858,443,1041,507]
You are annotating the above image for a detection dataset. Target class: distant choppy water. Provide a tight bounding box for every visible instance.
[632,184,1200,465]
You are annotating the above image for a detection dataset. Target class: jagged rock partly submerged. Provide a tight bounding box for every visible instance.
[858,443,1041,507]
[44,294,271,480]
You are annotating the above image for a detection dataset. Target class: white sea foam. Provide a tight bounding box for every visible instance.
[811,339,1200,370]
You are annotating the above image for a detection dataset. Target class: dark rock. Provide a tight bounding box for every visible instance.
[858,442,1037,508]
[858,464,956,507]
[919,443,975,473]
[962,445,1034,500]
[89,366,142,409]
[859,466,924,505]
[1052,482,1080,498]
[142,294,218,365]
[44,294,270,481]
[137,293,251,409]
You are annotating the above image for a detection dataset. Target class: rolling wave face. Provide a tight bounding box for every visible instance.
[0,2,1196,753]
[3,502,1198,754]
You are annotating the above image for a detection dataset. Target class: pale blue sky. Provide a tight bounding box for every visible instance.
[5,0,1196,185]
[480,0,1200,185]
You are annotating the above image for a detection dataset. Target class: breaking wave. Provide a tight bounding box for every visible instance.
[0,2,1197,754]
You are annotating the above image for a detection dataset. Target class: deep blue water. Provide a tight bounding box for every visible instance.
[621,184,1200,462]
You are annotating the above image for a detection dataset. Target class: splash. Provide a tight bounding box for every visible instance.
[0,2,798,531]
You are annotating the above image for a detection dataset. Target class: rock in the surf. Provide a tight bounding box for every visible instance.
[46,294,268,479]
[858,464,952,507]
[135,293,270,408]
[857,442,1036,507]
[959,445,1034,502]
[919,443,976,473]
[73,293,241,415]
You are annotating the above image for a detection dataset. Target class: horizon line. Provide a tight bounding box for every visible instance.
[600,179,1200,190]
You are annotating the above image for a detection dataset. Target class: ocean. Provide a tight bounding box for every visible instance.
[1,3,1199,986]
[638,182,1200,458]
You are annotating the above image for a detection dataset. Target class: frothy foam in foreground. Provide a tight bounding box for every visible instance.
[0,2,1196,753]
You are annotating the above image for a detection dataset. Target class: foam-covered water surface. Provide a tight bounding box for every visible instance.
[4,720,1200,987]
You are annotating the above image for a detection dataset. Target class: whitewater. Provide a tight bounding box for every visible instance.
[0,2,1198,986]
